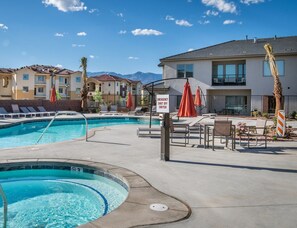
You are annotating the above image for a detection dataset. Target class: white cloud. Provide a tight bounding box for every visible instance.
[128,56,139,60]
[72,44,86,47]
[42,0,87,12]
[198,20,210,25]
[119,30,127,35]
[89,8,98,13]
[77,32,87,36]
[240,0,264,5]
[165,15,175,21]
[117,13,124,17]
[223,19,236,24]
[131,29,163,36]
[55,33,64,37]
[56,64,63,68]
[175,19,193,27]
[202,0,237,13]
[188,48,194,52]
[0,23,8,30]
[205,10,219,16]
[89,55,95,59]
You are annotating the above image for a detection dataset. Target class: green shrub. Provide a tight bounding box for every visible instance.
[262,112,269,119]
[289,111,297,119]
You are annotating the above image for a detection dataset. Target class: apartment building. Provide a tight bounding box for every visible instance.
[87,74,142,105]
[159,36,297,115]
[0,65,82,100]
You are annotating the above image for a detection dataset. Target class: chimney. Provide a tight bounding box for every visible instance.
[253,37,257,43]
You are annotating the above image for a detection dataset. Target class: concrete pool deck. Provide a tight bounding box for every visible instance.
[0,116,297,227]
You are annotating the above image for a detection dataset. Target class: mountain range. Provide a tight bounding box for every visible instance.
[87,71,162,85]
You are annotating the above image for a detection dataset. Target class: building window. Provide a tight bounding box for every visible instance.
[177,64,193,78]
[23,74,29,80]
[75,88,81,94]
[23,86,29,92]
[36,75,45,83]
[264,60,284,77]
[59,88,64,94]
[225,96,247,115]
[98,84,102,92]
[108,83,111,87]
[37,87,44,93]
[76,77,81,83]
[212,61,246,85]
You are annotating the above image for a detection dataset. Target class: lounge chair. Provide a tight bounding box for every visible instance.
[129,106,144,115]
[0,107,20,118]
[19,107,37,117]
[37,106,56,116]
[137,127,161,137]
[11,104,31,118]
[145,105,157,116]
[27,107,47,117]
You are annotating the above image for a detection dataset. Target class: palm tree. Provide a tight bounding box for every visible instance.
[264,43,283,116]
[80,57,88,112]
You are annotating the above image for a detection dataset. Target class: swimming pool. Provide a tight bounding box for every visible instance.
[0,117,158,149]
[0,162,128,228]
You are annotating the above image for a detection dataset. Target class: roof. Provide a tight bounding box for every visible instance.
[0,68,15,74]
[16,65,80,75]
[91,74,141,84]
[160,36,297,63]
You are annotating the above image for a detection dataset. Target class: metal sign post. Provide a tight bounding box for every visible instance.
[157,95,170,161]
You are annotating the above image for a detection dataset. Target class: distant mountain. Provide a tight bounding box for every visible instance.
[87,71,162,84]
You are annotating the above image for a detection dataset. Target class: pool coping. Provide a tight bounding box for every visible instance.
[0,158,191,228]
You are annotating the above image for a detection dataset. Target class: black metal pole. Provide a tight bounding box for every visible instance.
[161,113,170,161]
[149,84,154,129]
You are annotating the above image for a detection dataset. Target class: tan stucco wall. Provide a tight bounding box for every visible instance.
[15,90,35,99]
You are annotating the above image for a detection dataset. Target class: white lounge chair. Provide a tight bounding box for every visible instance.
[11,104,31,118]
[0,107,20,118]
[37,106,56,116]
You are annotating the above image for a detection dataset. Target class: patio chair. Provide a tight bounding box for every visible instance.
[37,106,56,116]
[99,105,108,114]
[239,119,267,149]
[11,104,31,118]
[208,120,235,151]
[170,119,190,146]
[0,107,20,118]
[145,106,157,116]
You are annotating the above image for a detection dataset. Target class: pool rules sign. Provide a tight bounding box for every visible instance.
[156,95,170,113]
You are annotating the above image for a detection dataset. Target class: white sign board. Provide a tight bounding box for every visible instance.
[156,95,170,113]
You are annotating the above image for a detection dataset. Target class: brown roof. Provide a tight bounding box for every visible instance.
[19,65,78,75]
[91,74,141,84]
[0,68,15,74]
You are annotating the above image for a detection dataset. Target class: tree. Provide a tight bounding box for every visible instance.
[80,57,88,112]
[264,43,283,116]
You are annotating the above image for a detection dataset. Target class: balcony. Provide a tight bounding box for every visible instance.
[35,80,46,85]
[212,74,246,86]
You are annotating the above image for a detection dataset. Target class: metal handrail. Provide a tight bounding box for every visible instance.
[0,184,7,228]
[36,111,88,144]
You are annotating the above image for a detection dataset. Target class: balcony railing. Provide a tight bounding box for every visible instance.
[212,74,246,86]
[35,80,46,85]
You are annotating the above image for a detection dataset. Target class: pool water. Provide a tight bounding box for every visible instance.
[0,169,128,227]
[0,117,158,149]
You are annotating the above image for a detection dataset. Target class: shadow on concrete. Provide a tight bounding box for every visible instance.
[169,159,297,174]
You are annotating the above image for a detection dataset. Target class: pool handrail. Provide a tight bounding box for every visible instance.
[36,111,88,145]
[0,184,8,228]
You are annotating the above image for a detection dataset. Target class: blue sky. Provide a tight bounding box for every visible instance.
[0,0,296,74]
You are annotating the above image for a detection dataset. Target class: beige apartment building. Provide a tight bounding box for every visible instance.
[159,36,297,115]
[87,74,142,106]
[0,65,82,100]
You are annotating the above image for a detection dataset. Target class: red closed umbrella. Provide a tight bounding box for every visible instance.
[126,92,133,109]
[50,86,57,103]
[194,87,202,107]
[177,81,197,117]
